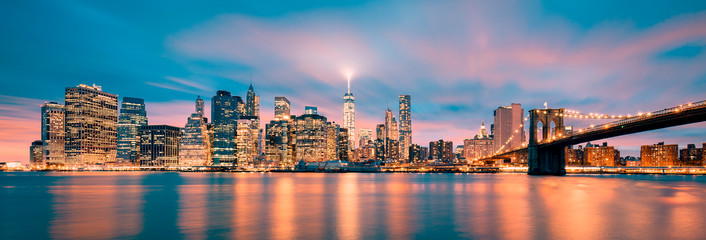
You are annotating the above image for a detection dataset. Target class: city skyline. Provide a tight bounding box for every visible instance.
[2,1,706,162]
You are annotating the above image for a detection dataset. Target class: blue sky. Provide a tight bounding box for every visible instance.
[1,0,706,162]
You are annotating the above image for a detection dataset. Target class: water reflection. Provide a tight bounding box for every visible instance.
[1,172,706,239]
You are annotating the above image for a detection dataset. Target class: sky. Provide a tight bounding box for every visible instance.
[1,0,706,162]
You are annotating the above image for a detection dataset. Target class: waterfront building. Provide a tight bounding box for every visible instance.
[374,139,385,161]
[325,122,340,161]
[429,140,454,162]
[384,109,399,161]
[30,140,43,165]
[179,96,211,166]
[359,140,375,161]
[64,84,118,165]
[338,127,349,161]
[295,108,328,162]
[493,103,525,152]
[420,147,429,161]
[41,102,65,165]
[274,96,291,118]
[211,90,241,165]
[139,125,182,166]
[235,118,257,166]
[265,116,295,166]
[463,121,494,161]
[641,142,679,167]
[565,146,585,166]
[679,144,703,166]
[117,97,148,164]
[398,95,411,161]
[376,124,385,141]
[343,75,355,150]
[623,156,640,167]
[585,142,620,166]
[245,84,261,155]
[409,144,421,162]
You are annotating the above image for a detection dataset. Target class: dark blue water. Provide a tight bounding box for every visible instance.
[2,172,706,239]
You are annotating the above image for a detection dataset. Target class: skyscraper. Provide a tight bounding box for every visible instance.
[295,108,328,162]
[117,97,148,164]
[493,103,525,152]
[246,84,260,128]
[139,125,182,166]
[274,96,291,118]
[265,115,294,166]
[398,95,411,161]
[64,84,118,165]
[384,108,399,161]
[41,102,64,165]
[179,96,211,166]
[358,128,372,149]
[343,75,355,150]
[235,118,257,166]
[212,90,241,165]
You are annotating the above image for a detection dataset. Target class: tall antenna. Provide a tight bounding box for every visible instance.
[347,72,351,93]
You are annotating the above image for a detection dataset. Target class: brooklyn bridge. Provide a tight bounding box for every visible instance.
[480,100,706,175]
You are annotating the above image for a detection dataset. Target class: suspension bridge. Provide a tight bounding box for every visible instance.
[478,100,706,175]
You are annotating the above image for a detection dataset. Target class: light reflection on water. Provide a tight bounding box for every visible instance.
[1,172,706,239]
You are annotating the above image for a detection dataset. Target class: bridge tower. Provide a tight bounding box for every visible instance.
[528,108,566,175]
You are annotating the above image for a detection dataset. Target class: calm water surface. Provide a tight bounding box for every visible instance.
[1,172,706,239]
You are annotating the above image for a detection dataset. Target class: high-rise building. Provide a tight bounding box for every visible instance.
[295,108,328,162]
[274,96,291,118]
[235,118,257,166]
[429,140,453,163]
[30,140,43,166]
[343,76,355,150]
[64,84,118,165]
[305,106,318,115]
[493,103,525,152]
[139,125,182,166]
[211,90,241,165]
[179,96,211,166]
[376,124,385,141]
[265,115,295,166]
[641,142,679,167]
[325,123,340,160]
[117,97,148,164]
[409,144,421,162]
[41,102,64,165]
[463,121,494,161]
[585,142,620,166]
[398,95,411,161]
[338,127,349,161]
[384,109,399,161]
[358,128,372,149]
[679,144,703,166]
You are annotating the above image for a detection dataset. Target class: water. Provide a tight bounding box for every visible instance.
[1,172,706,239]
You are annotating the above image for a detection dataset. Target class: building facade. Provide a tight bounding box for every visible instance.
[117,97,148,164]
[641,142,679,167]
[493,103,525,152]
[295,110,328,162]
[41,102,65,165]
[179,96,211,166]
[274,96,291,118]
[584,142,620,166]
[211,90,241,165]
[265,116,295,166]
[139,125,182,166]
[343,77,355,150]
[30,140,43,165]
[463,121,494,161]
[679,144,703,166]
[64,84,118,165]
[398,95,411,162]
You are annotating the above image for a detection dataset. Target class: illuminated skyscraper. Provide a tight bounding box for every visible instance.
[493,103,525,152]
[384,108,399,161]
[343,75,355,150]
[295,108,328,162]
[235,118,257,166]
[179,96,211,166]
[117,97,148,164]
[212,90,241,165]
[265,115,295,166]
[246,84,260,129]
[398,95,411,161]
[41,102,65,165]
[64,84,118,165]
[139,125,182,166]
[274,96,291,118]
[358,128,372,149]
[325,123,340,160]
